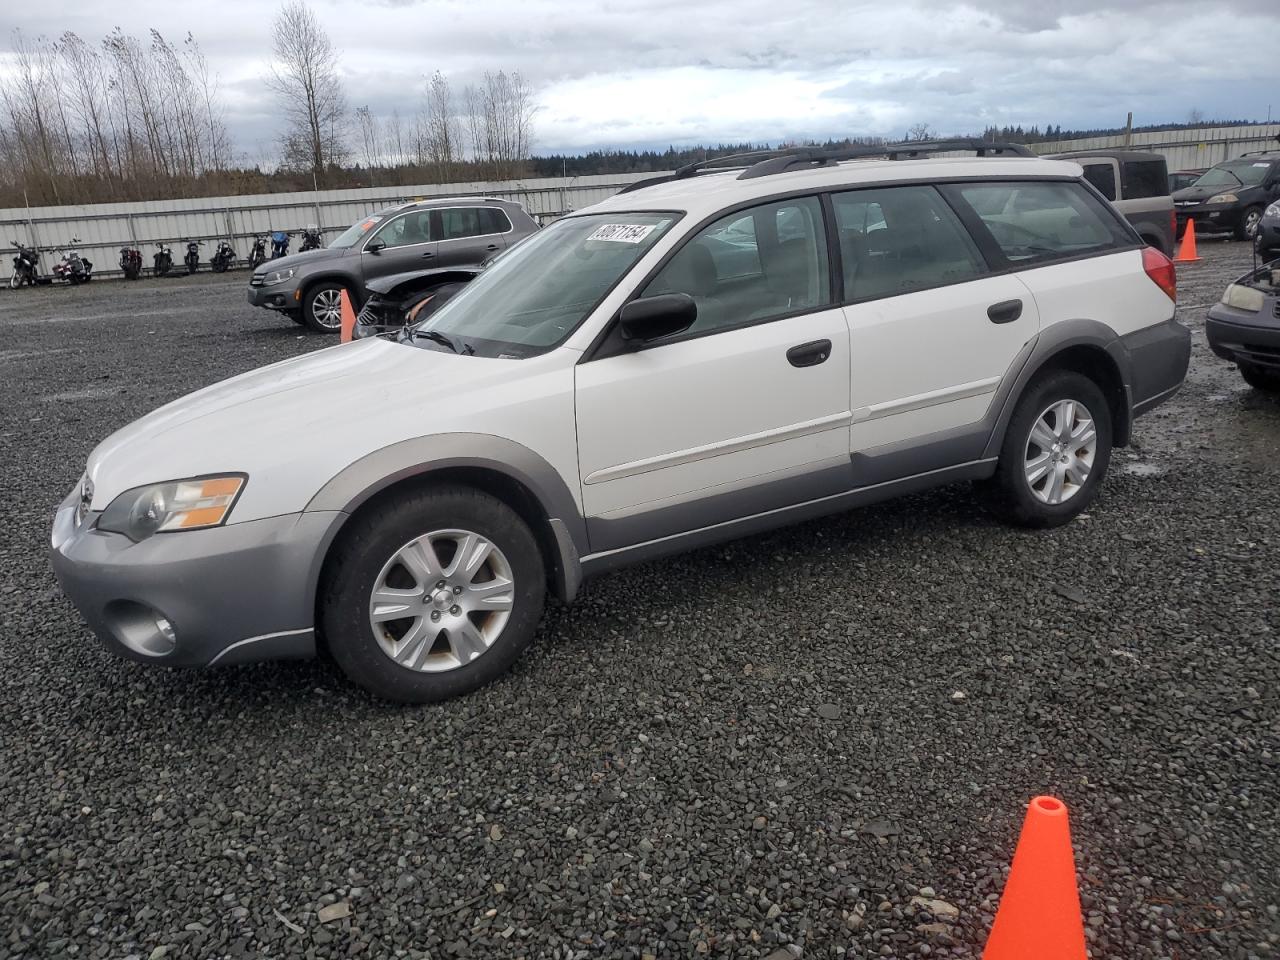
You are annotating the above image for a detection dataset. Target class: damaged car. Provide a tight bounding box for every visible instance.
[1207,261,1280,392]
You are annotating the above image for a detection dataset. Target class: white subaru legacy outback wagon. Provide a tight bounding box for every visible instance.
[51,141,1190,702]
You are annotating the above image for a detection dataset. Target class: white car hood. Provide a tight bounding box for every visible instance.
[86,338,572,522]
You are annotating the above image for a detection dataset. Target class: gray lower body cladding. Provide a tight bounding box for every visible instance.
[50,489,337,667]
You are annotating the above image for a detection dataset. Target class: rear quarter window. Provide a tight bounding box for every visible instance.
[949,180,1135,266]
[1121,159,1169,199]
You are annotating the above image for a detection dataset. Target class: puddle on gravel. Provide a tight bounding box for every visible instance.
[1122,461,1165,477]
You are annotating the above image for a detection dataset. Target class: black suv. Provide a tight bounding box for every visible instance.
[1172,152,1280,241]
[247,197,539,332]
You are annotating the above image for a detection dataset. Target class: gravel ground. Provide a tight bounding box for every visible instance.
[1,243,1278,960]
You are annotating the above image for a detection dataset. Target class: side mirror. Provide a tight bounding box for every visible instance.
[366,239,385,254]
[618,293,697,343]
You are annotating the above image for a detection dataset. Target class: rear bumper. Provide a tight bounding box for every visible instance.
[1206,303,1280,371]
[1123,317,1191,416]
[50,488,341,667]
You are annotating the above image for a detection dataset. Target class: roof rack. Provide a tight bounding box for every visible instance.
[617,139,1034,194]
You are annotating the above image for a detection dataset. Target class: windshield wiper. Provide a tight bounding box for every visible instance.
[409,328,462,353]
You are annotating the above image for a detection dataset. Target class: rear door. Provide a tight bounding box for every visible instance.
[836,184,1039,483]
[360,209,438,281]
[433,206,507,269]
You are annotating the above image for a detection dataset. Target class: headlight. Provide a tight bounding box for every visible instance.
[1206,193,1238,204]
[1221,283,1265,313]
[97,475,246,541]
[1265,201,1280,219]
[261,268,295,285]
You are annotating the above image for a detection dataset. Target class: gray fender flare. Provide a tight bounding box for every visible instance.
[982,319,1133,460]
[303,433,586,606]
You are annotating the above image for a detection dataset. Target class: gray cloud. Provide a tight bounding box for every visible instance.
[3,0,1277,158]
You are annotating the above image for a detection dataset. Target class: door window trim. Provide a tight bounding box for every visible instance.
[361,210,437,253]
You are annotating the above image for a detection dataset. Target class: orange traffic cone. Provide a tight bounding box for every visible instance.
[1173,218,1201,264]
[339,288,357,343]
[982,796,1087,960]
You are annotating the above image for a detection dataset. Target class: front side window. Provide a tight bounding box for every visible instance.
[409,212,678,358]
[369,211,434,249]
[643,195,829,334]
[834,185,985,300]
[951,180,1132,264]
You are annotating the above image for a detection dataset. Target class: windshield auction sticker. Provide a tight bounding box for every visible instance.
[589,223,656,244]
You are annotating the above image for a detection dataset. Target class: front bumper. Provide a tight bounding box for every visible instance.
[1175,202,1240,232]
[246,282,300,311]
[1206,302,1280,372]
[50,488,342,667]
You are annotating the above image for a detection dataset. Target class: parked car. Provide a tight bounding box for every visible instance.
[1049,150,1175,254]
[1173,151,1280,240]
[1255,201,1280,261]
[52,140,1189,703]
[246,197,538,332]
[1169,169,1206,193]
[1206,261,1280,392]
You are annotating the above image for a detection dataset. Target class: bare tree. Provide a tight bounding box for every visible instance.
[355,105,379,182]
[422,70,461,179]
[906,122,934,141]
[1187,108,1205,126]
[462,70,537,179]
[268,0,346,180]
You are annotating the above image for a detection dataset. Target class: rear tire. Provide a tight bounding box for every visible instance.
[1239,362,1280,393]
[983,370,1113,528]
[321,486,546,703]
[302,281,349,333]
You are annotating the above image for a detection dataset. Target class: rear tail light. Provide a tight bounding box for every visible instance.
[1142,246,1176,302]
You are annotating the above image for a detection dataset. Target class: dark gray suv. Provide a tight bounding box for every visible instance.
[247,197,539,332]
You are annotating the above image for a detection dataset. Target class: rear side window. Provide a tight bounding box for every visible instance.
[439,207,483,240]
[644,195,829,334]
[480,207,512,234]
[833,185,986,301]
[1121,159,1168,199]
[950,181,1133,265]
[1080,163,1118,201]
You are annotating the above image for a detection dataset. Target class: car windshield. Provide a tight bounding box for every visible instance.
[406,212,679,358]
[1197,162,1269,188]
[328,212,391,248]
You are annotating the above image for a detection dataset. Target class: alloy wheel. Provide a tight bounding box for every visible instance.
[367,529,515,673]
[312,288,344,329]
[1023,398,1097,505]
[1244,209,1262,239]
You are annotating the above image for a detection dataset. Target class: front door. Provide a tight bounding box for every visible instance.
[575,195,853,554]
[360,209,439,282]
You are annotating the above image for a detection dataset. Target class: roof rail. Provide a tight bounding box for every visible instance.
[736,139,1034,180]
[1238,135,1280,157]
[616,149,790,195]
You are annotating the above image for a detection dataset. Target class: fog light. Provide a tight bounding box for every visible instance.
[155,615,177,645]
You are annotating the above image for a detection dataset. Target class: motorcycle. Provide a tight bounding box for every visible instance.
[270,230,291,259]
[248,234,268,269]
[153,242,173,277]
[51,240,93,284]
[183,240,204,275]
[119,246,143,280]
[210,239,237,273]
[9,241,39,288]
[299,225,323,252]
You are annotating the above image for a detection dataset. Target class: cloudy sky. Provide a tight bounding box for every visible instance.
[4,0,1279,160]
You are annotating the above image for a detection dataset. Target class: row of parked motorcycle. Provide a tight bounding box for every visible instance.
[8,227,324,289]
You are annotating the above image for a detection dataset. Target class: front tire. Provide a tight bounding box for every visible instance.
[1237,205,1263,241]
[321,486,546,703]
[984,370,1113,528]
[302,281,349,333]
[1239,362,1280,393]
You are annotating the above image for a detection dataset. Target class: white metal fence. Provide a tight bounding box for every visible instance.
[0,173,652,282]
[4,124,1279,282]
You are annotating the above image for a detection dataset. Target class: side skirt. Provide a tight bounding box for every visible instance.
[579,458,996,579]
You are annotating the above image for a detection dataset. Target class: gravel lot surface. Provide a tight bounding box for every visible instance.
[1,243,1278,960]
